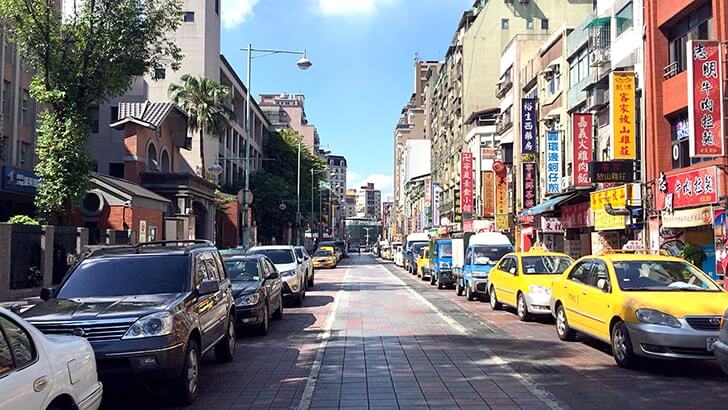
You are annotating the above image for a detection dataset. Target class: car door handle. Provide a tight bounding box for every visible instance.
[33,376,48,392]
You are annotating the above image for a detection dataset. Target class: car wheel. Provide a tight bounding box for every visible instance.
[272,294,283,320]
[437,278,444,289]
[174,339,200,405]
[466,283,477,301]
[258,304,270,336]
[456,280,464,296]
[555,304,577,341]
[611,321,638,369]
[489,286,502,310]
[517,293,531,322]
[430,273,436,285]
[215,316,236,362]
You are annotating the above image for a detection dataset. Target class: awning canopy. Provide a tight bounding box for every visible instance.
[521,192,580,217]
[585,16,610,28]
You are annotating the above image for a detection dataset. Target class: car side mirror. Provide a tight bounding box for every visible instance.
[9,304,22,314]
[197,280,219,296]
[597,278,610,293]
[297,257,303,264]
[40,287,53,301]
[266,271,280,280]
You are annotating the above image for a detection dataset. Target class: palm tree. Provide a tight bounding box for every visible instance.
[169,74,234,177]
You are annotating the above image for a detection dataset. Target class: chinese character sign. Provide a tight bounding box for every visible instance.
[688,40,725,157]
[572,113,593,187]
[610,72,636,159]
[522,163,537,209]
[521,98,537,153]
[546,131,561,194]
[460,152,474,214]
[590,185,628,210]
[495,172,508,230]
[656,166,719,210]
[482,171,495,217]
[454,189,462,223]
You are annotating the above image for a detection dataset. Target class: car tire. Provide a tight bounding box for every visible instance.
[555,303,577,341]
[272,294,283,320]
[174,339,200,405]
[437,278,444,289]
[430,273,436,286]
[489,286,502,310]
[611,321,639,369]
[456,280,464,296]
[517,293,531,322]
[466,283,477,301]
[215,316,236,362]
[258,304,270,336]
[295,289,304,306]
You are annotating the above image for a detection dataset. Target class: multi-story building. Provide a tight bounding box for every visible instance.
[325,154,347,202]
[356,183,382,221]
[259,93,320,153]
[345,189,357,218]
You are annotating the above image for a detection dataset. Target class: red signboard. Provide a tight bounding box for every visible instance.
[657,166,719,210]
[688,40,725,157]
[522,162,537,210]
[461,152,474,214]
[561,202,592,228]
[573,113,593,187]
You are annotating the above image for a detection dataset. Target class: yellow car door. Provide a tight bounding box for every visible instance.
[577,259,613,340]
[499,255,519,307]
[558,259,595,331]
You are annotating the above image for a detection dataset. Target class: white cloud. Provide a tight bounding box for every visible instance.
[316,0,397,16]
[221,0,259,30]
[348,173,393,200]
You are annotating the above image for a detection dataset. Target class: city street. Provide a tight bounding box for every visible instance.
[101,254,728,409]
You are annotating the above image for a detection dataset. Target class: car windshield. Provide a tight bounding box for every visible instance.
[521,256,573,274]
[56,255,190,298]
[473,246,513,265]
[249,249,294,264]
[314,250,333,257]
[613,260,721,291]
[294,248,304,259]
[224,259,261,281]
[411,242,427,255]
[439,243,452,257]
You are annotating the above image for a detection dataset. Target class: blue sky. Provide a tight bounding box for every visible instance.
[220,0,472,198]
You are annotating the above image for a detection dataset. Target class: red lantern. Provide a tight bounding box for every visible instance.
[492,160,506,176]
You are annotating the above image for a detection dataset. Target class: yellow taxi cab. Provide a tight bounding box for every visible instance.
[549,249,728,368]
[319,245,341,261]
[312,249,337,269]
[416,246,431,280]
[488,244,574,321]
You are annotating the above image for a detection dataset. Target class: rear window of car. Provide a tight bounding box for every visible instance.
[249,249,294,264]
[56,255,190,298]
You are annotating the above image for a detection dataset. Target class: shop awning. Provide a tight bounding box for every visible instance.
[585,16,610,28]
[521,193,580,217]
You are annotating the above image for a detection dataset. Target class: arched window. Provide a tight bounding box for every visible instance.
[160,150,171,172]
[146,142,158,171]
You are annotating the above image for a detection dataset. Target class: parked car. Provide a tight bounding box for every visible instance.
[416,246,431,280]
[456,232,513,301]
[318,245,341,261]
[334,240,349,258]
[394,245,404,267]
[222,254,283,335]
[22,240,236,405]
[404,233,429,274]
[0,307,103,410]
[430,239,454,289]
[319,241,345,260]
[294,245,315,288]
[488,247,573,320]
[408,242,429,275]
[248,245,307,306]
[348,243,360,253]
[713,308,728,375]
[550,251,728,368]
[312,249,338,269]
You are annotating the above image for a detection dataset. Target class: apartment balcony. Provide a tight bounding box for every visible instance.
[495,78,513,99]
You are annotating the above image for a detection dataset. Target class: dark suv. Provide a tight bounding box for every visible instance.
[22,240,236,405]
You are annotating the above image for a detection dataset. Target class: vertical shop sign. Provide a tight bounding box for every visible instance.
[453,189,462,223]
[522,162,537,209]
[495,171,509,230]
[546,131,561,194]
[432,183,441,226]
[573,113,593,187]
[460,152,474,214]
[482,171,495,217]
[610,71,636,159]
[521,98,537,153]
[688,40,725,157]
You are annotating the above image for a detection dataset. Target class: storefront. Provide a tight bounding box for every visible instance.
[562,201,592,259]
[590,183,642,253]
[0,165,39,221]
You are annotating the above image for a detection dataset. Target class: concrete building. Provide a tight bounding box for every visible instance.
[345,189,357,218]
[259,93,320,153]
[356,183,382,221]
[326,154,347,203]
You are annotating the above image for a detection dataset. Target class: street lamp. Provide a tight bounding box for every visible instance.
[241,44,312,250]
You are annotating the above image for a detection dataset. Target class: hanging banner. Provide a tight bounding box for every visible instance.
[521,98,537,153]
[460,152,474,214]
[424,176,432,203]
[540,217,563,233]
[662,206,712,228]
[657,166,719,210]
[562,202,592,228]
[590,160,635,183]
[573,113,593,187]
[546,131,561,194]
[482,171,495,217]
[688,40,725,157]
[610,71,636,159]
[495,172,508,230]
[593,210,627,231]
[522,162,537,210]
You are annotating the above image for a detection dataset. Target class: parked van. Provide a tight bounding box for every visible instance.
[429,239,454,288]
[454,232,513,301]
[404,233,429,274]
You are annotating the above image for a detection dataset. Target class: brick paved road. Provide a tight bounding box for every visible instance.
[100,254,728,409]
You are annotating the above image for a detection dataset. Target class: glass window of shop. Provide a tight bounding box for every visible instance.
[667,3,712,75]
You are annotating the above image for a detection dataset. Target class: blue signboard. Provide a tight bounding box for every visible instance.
[2,166,40,194]
[521,98,537,153]
[546,131,561,194]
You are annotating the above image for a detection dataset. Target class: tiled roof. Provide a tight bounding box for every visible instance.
[116,101,186,129]
[93,173,171,204]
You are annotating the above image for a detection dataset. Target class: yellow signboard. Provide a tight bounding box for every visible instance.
[496,214,509,231]
[590,185,628,210]
[662,206,712,228]
[611,72,636,159]
[594,210,627,231]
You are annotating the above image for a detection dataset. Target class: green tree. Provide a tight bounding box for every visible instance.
[168,74,234,177]
[0,0,183,222]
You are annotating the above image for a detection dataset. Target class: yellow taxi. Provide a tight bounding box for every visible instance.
[312,249,337,269]
[319,245,341,261]
[549,250,728,368]
[488,245,574,321]
[416,246,431,280]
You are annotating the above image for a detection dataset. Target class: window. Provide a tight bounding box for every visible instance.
[0,136,7,162]
[0,316,36,369]
[160,150,171,172]
[587,262,610,288]
[2,80,11,116]
[616,2,633,36]
[88,106,99,133]
[501,19,509,30]
[183,11,195,22]
[568,48,590,88]
[0,323,12,376]
[109,163,125,178]
[19,142,31,167]
[110,106,119,123]
[541,19,549,30]
[568,261,593,284]
[20,89,30,125]
[154,68,166,80]
[146,143,158,171]
[526,18,534,30]
[668,3,712,74]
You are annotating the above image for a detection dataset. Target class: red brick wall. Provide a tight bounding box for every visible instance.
[220,201,240,248]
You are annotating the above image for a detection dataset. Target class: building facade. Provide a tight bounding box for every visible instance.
[259,93,320,153]
[356,183,382,221]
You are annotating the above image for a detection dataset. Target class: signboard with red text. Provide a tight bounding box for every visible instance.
[688,40,724,157]
[573,113,593,187]
[657,166,719,210]
[461,152,474,214]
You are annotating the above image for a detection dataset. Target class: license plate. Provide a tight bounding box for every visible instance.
[707,337,718,352]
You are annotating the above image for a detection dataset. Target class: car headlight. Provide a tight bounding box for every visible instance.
[529,284,551,295]
[280,270,296,277]
[439,262,451,269]
[235,293,260,306]
[122,312,174,339]
[635,309,682,328]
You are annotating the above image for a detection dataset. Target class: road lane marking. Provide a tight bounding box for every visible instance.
[379,261,567,410]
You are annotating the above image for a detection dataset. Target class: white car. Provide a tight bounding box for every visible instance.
[394,246,404,267]
[248,246,307,305]
[294,246,315,288]
[0,307,102,410]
